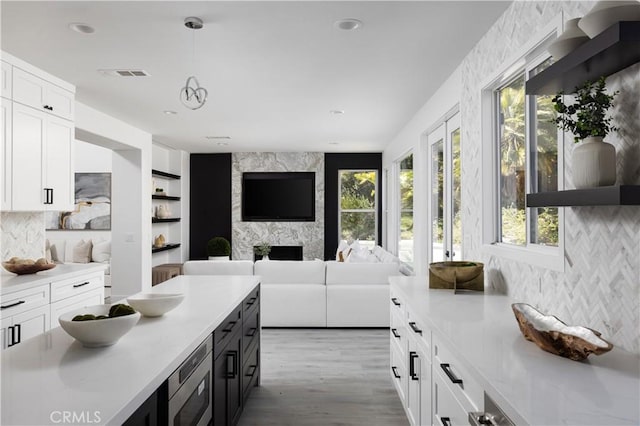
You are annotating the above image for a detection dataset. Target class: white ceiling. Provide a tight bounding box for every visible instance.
[1,1,510,153]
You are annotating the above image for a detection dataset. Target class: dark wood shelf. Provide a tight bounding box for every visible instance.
[152,217,181,223]
[152,194,181,201]
[526,21,640,95]
[152,169,181,180]
[152,243,181,253]
[526,185,640,207]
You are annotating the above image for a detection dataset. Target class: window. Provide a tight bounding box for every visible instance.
[338,170,377,248]
[398,154,414,266]
[496,56,559,248]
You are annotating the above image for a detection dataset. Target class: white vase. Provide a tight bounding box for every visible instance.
[572,136,617,189]
[578,1,640,39]
[548,18,589,60]
[208,256,230,261]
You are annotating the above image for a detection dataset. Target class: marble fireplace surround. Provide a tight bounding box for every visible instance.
[231,152,325,261]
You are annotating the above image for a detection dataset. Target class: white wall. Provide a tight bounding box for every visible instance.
[382,66,462,277]
[75,101,152,300]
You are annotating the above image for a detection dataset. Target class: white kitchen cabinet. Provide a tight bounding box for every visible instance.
[50,288,104,326]
[433,367,469,426]
[0,284,51,350]
[12,67,74,121]
[1,98,11,210]
[405,306,432,426]
[1,61,11,99]
[9,102,74,211]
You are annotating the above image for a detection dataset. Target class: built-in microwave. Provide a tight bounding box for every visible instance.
[168,336,213,426]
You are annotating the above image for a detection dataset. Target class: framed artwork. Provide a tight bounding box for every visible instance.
[45,173,111,230]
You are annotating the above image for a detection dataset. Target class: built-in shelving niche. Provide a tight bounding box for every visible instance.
[151,243,181,253]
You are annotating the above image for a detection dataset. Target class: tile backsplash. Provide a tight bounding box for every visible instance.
[1,211,46,260]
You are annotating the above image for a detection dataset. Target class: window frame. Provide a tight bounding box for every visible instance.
[397,151,414,270]
[481,15,565,272]
[337,169,379,247]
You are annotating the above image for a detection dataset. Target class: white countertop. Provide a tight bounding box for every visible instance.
[1,275,260,426]
[1,263,108,295]
[390,276,640,426]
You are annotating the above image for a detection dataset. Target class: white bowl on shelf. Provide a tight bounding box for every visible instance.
[127,293,184,317]
[58,305,140,348]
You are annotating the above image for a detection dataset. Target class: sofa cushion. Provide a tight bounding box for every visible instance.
[48,239,65,263]
[335,240,349,262]
[261,284,327,327]
[254,260,325,285]
[92,240,111,263]
[326,285,390,327]
[72,239,93,263]
[325,261,399,285]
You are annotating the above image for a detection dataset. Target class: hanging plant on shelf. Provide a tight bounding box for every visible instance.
[551,76,619,189]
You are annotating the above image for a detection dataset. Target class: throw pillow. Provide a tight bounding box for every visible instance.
[92,240,111,263]
[72,239,93,264]
[45,239,52,263]
[335,240,349,262]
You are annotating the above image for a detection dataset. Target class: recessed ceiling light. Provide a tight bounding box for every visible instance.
[206,136,231,140]
[334,19,362,31]
[328,142,340,145]
[330,110,344,115]
[216,142,229,146]
[163,110,177,115]
[68,23,95,34]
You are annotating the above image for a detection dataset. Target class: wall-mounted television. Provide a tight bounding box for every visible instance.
[242,172,316,222]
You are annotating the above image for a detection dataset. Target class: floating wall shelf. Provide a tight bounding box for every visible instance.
[152,217,181,223]
[526,185,640,207]
[526,21,640,95]
[152,243,181,253]
[152,194,181,201]
[152,169,181,180]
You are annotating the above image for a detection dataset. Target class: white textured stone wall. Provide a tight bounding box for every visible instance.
[461,1,640,353]
[231,152,325,260]
[1,212,46,260]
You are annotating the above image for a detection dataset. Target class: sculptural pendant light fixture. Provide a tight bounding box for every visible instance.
[180,17,208,110]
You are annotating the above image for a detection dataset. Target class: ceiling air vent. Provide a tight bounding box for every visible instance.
[98,69,151,77]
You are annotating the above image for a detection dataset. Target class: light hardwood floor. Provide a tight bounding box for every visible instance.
[239,329,409,426]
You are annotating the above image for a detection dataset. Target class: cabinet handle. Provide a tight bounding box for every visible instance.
[222,320,237,333]
[8,326,15,347]
[391,298,401,306]
[245,297,257,307]
[1,300,25,309]
[43,105,54,111]
[409,351,419,381]
[409,321,423,335]
[246,327,257,337]
[226,351,238,378]
[43,188,51,204]
[391,366,401,379]
[440,417,452,426]
[14,323,20,345]
[245,365,257,377]
[73,281,90,288]
[440,363,463,385]
[391,328,400,339]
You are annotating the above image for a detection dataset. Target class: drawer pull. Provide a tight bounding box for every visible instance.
[409,321,423,335]
[245,297,257,307]
[245,365,257,377]
[246,327,257,337]
[391,366,401,379]
[1,300,25,310]
[391,328,400,339]
[440,416,452,426]
[73,281,90,288]
[440,363,463,385]
[391,298,401,307]
[222,320,237,333]
[14,324,20,345]
[409,351,419,381]
[226,351,238,378]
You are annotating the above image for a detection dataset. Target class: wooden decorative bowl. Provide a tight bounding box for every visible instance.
[429,261,484,283]
[2,262,56,275]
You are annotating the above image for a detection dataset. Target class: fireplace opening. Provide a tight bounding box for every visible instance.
[254,245,303,261]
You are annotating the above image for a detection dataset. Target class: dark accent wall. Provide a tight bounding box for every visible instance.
[324,153,382,260]
[190,153,232,260]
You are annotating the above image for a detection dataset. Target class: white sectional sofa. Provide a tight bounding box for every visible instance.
[255,260,327,327]
[183,260,254,275]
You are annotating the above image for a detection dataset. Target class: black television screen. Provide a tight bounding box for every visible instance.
[242,172,316,221]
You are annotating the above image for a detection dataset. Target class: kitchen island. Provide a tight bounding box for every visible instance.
[390,276,640,425]
[1,275,260,425]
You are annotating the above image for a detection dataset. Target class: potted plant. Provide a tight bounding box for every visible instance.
[551,76,619,188]
[254,242,271,261]
[207,237,231,261]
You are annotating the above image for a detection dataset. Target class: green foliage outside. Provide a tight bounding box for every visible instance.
[340,171,377,242]
[399,155,414,240]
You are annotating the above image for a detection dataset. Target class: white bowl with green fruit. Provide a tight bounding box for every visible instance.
[58,304,140,348]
